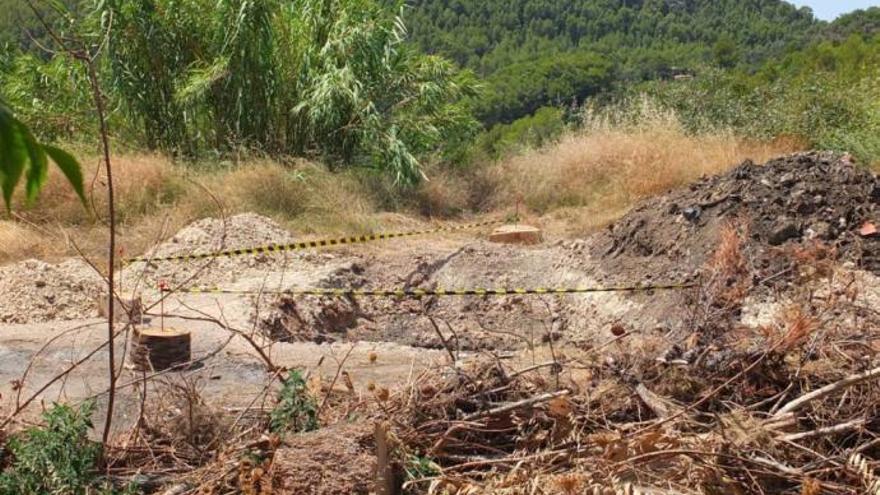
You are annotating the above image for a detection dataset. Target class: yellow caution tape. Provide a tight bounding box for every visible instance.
[162,283,695,297]
[127,219,504,264]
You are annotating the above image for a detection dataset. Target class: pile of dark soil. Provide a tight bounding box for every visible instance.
[593,152,880,284]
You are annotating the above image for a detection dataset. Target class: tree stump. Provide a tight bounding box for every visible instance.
[130,327,192,371]
[489,224,543,245]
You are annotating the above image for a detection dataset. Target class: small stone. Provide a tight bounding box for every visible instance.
[682,206,702,223]
[778,172,797,187]
[806,221,834,240]
[768,220,800,246]
[860,222,879,238]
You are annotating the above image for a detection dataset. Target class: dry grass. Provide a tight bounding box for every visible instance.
[0,221,50,263]
[1,155,387,264]
[490,110,803,234]
[0,113,807,265]
[200,160,378,235]
[16,153,181,225]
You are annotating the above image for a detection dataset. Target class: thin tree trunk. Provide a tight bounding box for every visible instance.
[24,0,119,446]
[87,61,118,445]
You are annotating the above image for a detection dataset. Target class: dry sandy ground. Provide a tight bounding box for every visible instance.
[0,219,665,434]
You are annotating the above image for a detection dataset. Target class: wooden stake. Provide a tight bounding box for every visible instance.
[375,422,397,495]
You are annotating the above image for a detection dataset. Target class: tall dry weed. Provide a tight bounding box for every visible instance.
[0,104,807,265]
[15,153,180,225]
[1,156,385,264]
[491,101,803,232]
[0,221,50,263]
[197,160,378,235]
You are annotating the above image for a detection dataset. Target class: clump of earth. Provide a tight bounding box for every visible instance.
[0,259,104,323]
[592,151,880,286]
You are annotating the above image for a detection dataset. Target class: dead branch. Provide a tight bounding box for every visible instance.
[375,422,397,495]
[317,344,357,416]
[780,418,866,442]
[636,383,682,420]
[774,366,880,417]
[461,390,570,422]
[509,361,561,378]
[426,314,458,364]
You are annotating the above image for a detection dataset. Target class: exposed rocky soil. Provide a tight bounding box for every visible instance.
[4,152,879,351]
[256,153,880,351]
[0,259,104,323]
[256,241,660,351]
[122,213,303,288]
[593,152,880,285]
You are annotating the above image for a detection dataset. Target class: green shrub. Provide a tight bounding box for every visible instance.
[479,106,568,159]
[0,53,94,142]
[608,35,880,166]
[269,370,319,434]
[0,401,104,495]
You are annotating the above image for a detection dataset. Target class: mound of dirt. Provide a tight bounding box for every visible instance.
[0,259,104,323]
[124,213,299,288]
[593,152,880,284]
[257,262,367,344]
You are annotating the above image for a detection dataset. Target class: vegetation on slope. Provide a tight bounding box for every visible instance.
[634,34,880,164]
[1,0,479,185]
[404,0,821,123]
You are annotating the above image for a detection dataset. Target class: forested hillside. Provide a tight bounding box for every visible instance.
[826,6,880,40]
[406,0,818,72]
[2,0,880,182]
[404,0,823,124]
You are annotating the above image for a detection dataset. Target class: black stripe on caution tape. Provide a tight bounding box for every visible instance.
[126,220,504,264]
[163,283,696,297]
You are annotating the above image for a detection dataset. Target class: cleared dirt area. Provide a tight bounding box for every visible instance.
[1,152,879,493]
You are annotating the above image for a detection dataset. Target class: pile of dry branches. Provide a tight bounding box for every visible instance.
[376,237,880,494]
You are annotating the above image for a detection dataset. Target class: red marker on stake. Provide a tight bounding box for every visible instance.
[158,280,168,332]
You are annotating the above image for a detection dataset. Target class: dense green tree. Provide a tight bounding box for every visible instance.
[478,106,567,158]
[474,50,612,125]
[634,34,880,164]
[405,0,820,76]
[712,35,739,69]
[6,0,880,175]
